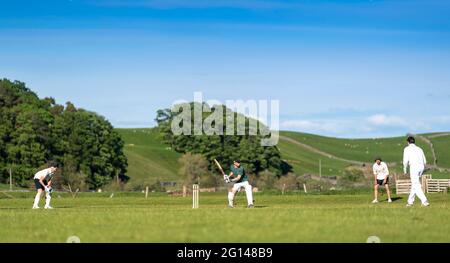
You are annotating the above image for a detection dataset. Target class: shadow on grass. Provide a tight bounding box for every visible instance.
[0,208,31,210]
[225,205,269,209]
[0,206,77,210]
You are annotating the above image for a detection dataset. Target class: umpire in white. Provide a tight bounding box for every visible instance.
[403,136,430,207]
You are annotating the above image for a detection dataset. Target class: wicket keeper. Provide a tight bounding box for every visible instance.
[32,163,58,209]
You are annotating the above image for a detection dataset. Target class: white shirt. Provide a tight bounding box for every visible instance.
[373,162,389,180]
[33,168,54,181]
[403,144,427,173]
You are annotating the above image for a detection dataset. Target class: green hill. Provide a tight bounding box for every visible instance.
[116,129,181,188]
[277,136,349,177]
[116,129,450,186]
[426,133,450,168]
[280,131,434,164]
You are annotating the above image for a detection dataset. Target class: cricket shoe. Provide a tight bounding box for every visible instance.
[422,202,430,207]
[44,206,54,210]
[371,200,379,204]
[388,199,393,203]
[247,204,254,209]
[32,206,40,209]
[406,204,413,207]
[228,205,235,209]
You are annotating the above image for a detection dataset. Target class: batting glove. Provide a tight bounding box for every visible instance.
[223,175,231,183]
[45,186,53,194]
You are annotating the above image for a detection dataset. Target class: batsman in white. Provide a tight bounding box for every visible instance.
[403,136,430,207]
[225,159,254,209]
[32,163,58,209]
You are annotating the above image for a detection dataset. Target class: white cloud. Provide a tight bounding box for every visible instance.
[366,114,433,131]
[433,116,450,124]
[280,113,445,138]
[367,114,408,127]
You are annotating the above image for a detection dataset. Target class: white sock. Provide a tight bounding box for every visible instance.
[45,194,51,207]
[33,192,41,207]
[228,192,234,206]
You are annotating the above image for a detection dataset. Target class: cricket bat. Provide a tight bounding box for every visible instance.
[214,159,225,175]
[215,159,232,184]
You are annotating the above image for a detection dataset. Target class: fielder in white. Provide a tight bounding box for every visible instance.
[403,136,430,207]
[224,160,254,209]
[372,157,392,204]
[32,164,58,209]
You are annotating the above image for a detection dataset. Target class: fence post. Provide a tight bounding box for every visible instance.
[9,167,12,191]
[145,186,149,199]
[319,159,322,178]
[303,183,307,194]
[422,176,426,193]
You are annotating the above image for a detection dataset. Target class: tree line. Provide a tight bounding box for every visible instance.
[0,79,127,189]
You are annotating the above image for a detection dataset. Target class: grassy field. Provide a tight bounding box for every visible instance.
[1,192,449,243]
[0,183,14,191]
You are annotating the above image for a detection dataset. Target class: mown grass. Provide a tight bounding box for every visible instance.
[1,192,449,243]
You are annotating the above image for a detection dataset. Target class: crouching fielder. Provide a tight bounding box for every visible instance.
[403,136,429,207]
[372,157,392,204]
[32,164,58,209]
[226,160,254,209]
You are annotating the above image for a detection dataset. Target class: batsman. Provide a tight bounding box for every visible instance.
[215,159,254,209]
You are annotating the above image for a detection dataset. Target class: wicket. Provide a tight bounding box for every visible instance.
[193,184,199,209]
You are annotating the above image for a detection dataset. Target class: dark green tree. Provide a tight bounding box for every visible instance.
[0,78,127,189]
[156,102,291,177]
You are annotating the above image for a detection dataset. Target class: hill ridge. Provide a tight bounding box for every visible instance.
[279,136,364,166]
[116,128,450,185]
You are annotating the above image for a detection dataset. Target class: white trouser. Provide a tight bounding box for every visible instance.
[228,181,253,206]
[408,167,428,205]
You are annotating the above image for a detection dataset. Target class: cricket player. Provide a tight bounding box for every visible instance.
[372,157,392,204]
[226,160,254,209]
[32,164,58,209]
[403,136,430,207]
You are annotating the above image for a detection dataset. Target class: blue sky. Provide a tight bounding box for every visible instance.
[1,0,450,138]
